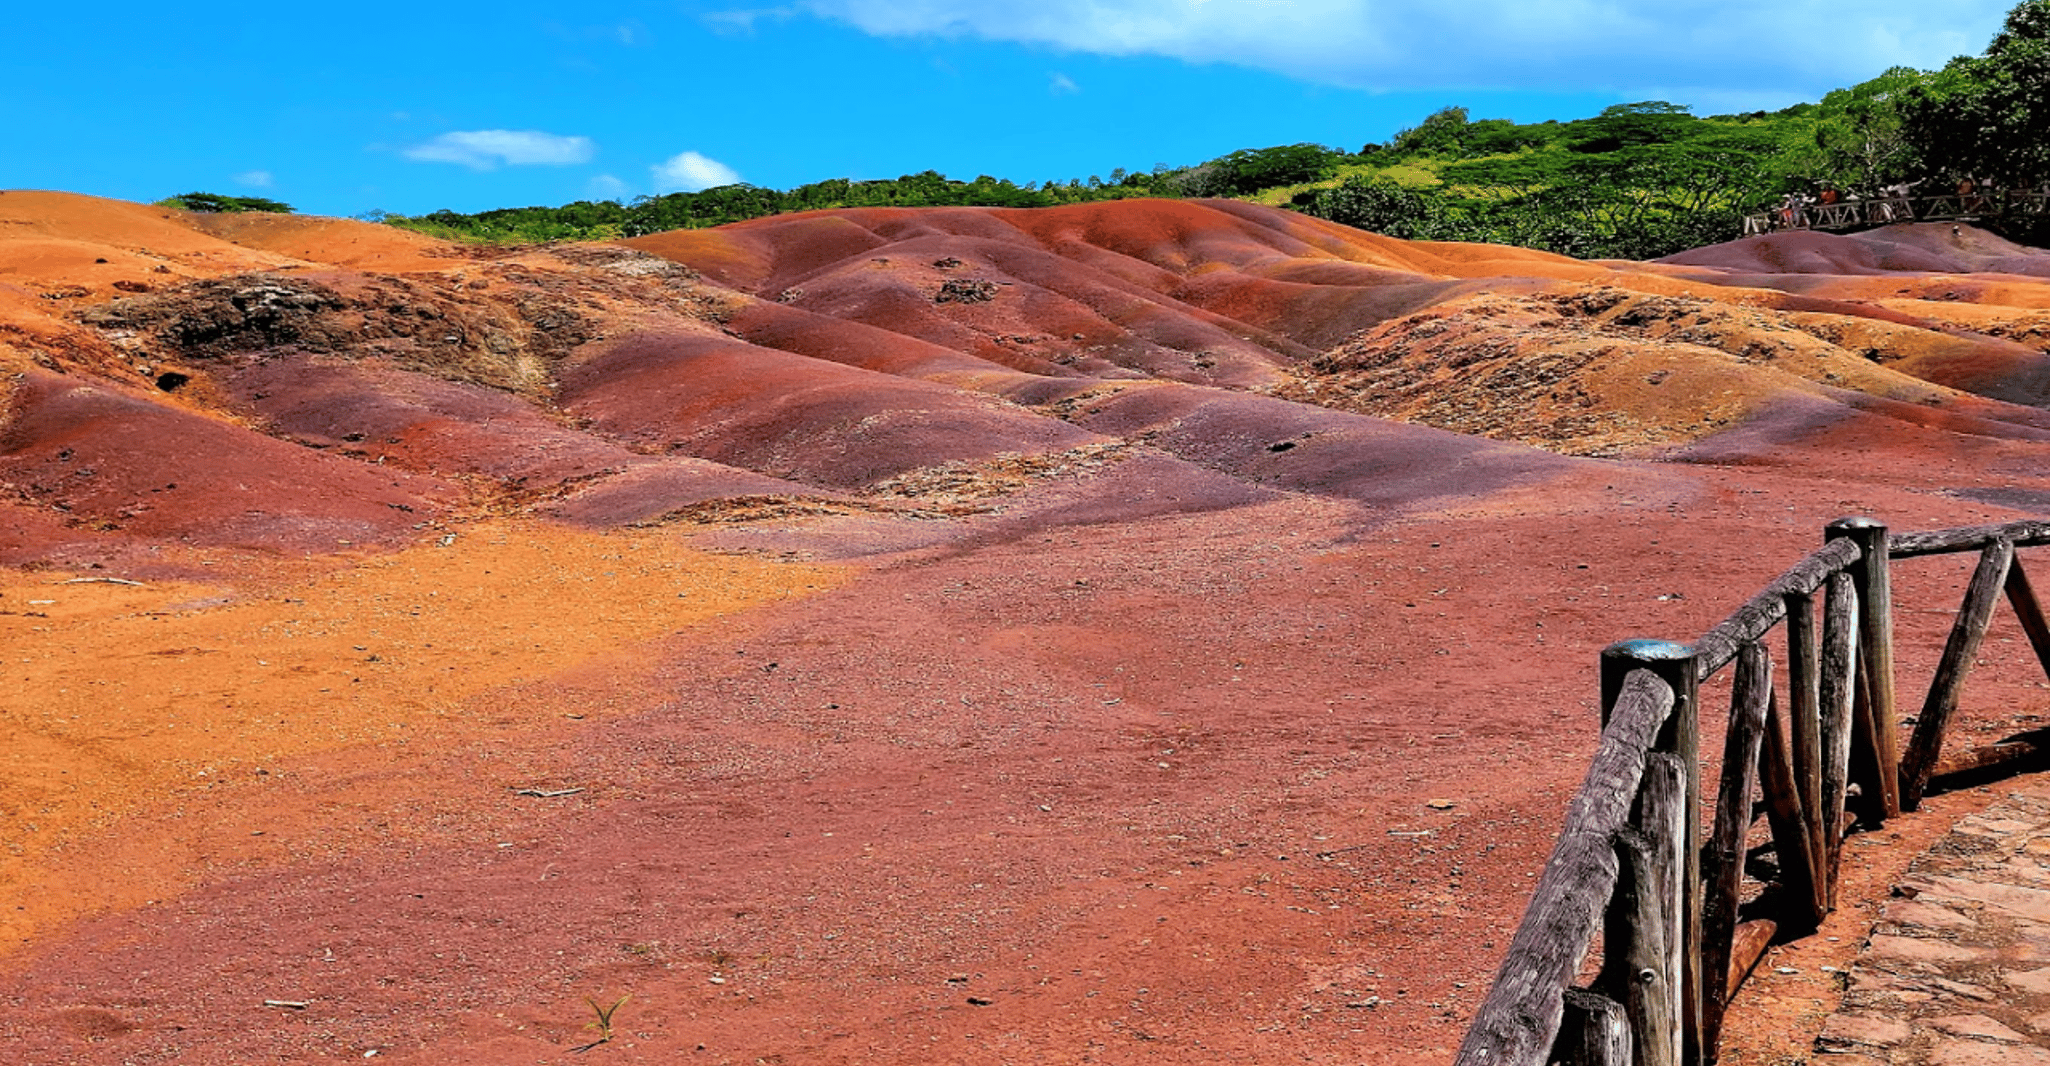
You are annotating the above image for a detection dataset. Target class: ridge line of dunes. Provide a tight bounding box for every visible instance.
[1,190,2048,568]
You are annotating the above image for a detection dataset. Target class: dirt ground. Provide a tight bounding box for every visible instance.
[7,194,2050,1064]
[3,475,2045,1066]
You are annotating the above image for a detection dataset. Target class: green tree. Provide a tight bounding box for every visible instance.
[158,191,295,213]
[1304,177,1462,241]
[1562,102,1697,153]
[1804,67,1927,189]
[1389,106,1471,155]
[1900,0,2050,185]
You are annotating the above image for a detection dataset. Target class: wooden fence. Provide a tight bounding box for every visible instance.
[1454,517,2050,1066]
[1740,191,2050,235]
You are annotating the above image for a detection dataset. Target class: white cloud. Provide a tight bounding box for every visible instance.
[586,173,631,200]
[1049,71,1080,94]
[234,170,274,189]
[796,0,2014,99]
[704,7,797,34]
[651,151,742,193]
[403,130,596,170]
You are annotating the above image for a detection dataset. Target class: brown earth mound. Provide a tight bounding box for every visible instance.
[1662,222,2050,279]
[7,193,2050,1065]
[1277,284,2050,457]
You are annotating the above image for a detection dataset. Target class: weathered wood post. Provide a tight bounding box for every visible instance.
[1758,691,1824,932]
[1819,571,1861,896]
[1827,518,1899,819]
[1782,588,1826,913]
[1702,642,1771,1057]
[1902,539,2014,809]
[1558,990,1633,1066]
[1456,669,1674,1066]
[1601,752,1686,1066]
[1601,640,1701,1066]
[2007,557,2050,685]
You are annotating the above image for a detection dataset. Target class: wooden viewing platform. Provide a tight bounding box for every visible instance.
[1744,191,2050,235]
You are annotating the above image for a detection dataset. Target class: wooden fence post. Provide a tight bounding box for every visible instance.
[1902,539,2015,809]
[1557,990,1633,1066]
[1819,571,1860,897]
[2004,557,2050,687]
[1600,753,1686,1066]
[1602,640,1701,1066]
[1828,518,1899,819]
[1456,670,1674,1066]
[1702,642,1770,1057]
[1758,693,1825,931]
[1782,588,1826,911]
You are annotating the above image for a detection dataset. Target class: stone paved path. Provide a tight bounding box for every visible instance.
[1817,776,2050,1065]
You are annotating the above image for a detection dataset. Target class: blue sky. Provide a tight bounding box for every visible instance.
[5,1,2019,218]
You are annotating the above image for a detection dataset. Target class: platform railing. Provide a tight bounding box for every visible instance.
[1740,191,2050,235]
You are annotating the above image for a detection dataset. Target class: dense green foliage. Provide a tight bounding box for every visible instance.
[158,192,295,214]
[377,1,2050,258]
[1901,0,2050,184]
[1161,143,1352,197]
[376,170,1169,243]
[1893,0,2050,241]
[1303,102,1812,258]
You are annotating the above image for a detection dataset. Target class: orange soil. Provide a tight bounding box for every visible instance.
[1,521,845,949]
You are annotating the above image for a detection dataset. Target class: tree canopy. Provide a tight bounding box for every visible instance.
[157,192,295,214]
[1899,0,2050,186]
[368,2,2050,259]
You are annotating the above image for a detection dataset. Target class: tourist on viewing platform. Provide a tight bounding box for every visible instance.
[1957,176,1992,215]
[1777,193,1805,230]
[1875,180,1919,224]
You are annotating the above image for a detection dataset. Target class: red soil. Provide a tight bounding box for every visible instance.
[5,193,2050,1065]
[0,369,451,553]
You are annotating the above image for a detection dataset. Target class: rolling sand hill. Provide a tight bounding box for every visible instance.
[5,190,2050,1064]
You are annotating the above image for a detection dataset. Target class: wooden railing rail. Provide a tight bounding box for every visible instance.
[1889,518,2050,558]
[1693,537,1861,673]
[1458,667,1676,1066]
[1739,191,2050,235]
[1455,516,2050,1066]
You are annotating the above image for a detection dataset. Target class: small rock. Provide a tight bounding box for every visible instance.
[1931,1014,2027,1042]
[1929,1038,2050,1066]
[1888,899,1976,930]
[1928,977,1999,1002]
[1866,934,1989,965]
[2007,966,2050,995]
[934,278,998,304]
[1818,1012,1912,1049]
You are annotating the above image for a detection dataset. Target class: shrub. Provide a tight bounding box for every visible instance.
[157,192,295,214]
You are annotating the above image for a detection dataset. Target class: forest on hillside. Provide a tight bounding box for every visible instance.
[196,0,2050,260]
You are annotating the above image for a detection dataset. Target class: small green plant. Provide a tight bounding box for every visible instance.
[570,994,629,1053]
